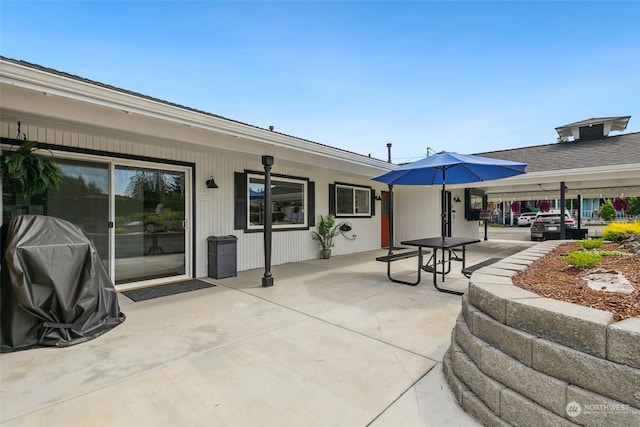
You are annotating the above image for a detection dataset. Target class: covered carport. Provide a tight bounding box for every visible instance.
[465,117,640,239]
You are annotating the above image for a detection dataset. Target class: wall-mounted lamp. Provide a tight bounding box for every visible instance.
[374,192,382,201]
[453,196,462,203]
[206,176,219,189]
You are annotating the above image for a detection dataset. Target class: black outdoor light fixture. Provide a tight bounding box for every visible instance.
[206,176,219,189]
[453,196,462,203]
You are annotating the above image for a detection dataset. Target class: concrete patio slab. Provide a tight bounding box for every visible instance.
[371,364,480,427]
[1,240,535,426]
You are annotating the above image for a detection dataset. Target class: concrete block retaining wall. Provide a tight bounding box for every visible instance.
[443,242,640,427]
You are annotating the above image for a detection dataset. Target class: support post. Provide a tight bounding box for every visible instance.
[262,155,274,287]
[483,195,489,241]
[577,194,582,230]
[560,181,566,240]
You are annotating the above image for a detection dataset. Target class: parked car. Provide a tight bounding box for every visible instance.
[517,212,537,227]
[534,209,573,219]
[530,212,577,241]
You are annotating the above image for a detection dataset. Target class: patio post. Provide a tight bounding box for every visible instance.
[577,194,582,229]
[262,155,274,287]
[560,181,566,240]
[483,194,489,241]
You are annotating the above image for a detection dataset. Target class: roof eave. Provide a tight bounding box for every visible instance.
[0,59,394,172]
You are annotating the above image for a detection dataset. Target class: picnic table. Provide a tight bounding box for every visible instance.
[378,236,481,295]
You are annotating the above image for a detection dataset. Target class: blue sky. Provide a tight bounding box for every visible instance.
[1,1,639,162]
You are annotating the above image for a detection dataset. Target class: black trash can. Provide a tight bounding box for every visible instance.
[207,235,237,279]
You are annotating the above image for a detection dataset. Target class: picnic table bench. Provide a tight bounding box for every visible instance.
[461,257,501,278]
[375,250,420,262]
[376,248,429,286]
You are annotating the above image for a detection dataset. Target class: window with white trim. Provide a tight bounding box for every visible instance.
[335,184,371,217]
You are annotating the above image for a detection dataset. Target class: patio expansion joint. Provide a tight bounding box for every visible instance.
[365,362,440,426]
[215,282,437,362]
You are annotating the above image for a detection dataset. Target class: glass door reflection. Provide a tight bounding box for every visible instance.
[114,165,186,284]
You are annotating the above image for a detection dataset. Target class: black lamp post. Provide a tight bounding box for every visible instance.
[262,155,274,287]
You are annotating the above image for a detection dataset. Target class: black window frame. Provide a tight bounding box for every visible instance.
[329,182,375,218]
[234,170,315,232]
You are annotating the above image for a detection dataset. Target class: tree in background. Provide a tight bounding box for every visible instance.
[612,198,629,214]
[599,199,616,222]
[625,197,640,217]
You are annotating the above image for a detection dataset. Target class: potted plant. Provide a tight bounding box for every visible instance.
[1,134,63,197]
[311,214,341,259]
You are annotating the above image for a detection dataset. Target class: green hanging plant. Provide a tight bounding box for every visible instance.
[1,123,63,197]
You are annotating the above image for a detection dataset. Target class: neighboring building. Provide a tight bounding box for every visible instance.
[466,117,640,223]
[379,117,640,240]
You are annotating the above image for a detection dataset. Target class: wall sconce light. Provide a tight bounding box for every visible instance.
[453,196,462,203]
[206,176,219,189]
[374,192,382,201]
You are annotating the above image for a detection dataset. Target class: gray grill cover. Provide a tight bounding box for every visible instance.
[1,215,125,352]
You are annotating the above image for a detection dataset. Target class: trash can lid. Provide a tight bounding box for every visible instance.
[207,235,237,242]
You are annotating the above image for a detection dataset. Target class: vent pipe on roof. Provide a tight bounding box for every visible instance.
[387,143,392,163]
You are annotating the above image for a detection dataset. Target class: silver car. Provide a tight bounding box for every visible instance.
[530,212,577,241]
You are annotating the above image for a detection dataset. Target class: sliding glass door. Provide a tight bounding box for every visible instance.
[48,159,110,268]
[2,152,192,288]
[114,165,189,286]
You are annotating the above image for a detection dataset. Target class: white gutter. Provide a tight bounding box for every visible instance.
[1,59,394,171]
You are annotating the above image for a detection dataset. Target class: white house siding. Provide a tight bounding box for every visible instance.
[1,119,385,277]
[450,189,482,238]
[393,186,440,243]
[392,187,480,244]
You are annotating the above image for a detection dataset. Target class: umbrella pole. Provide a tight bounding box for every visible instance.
[388,184,394,255]
[441,168,446,240]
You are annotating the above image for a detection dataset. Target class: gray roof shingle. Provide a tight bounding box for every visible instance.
[475,132,640,172]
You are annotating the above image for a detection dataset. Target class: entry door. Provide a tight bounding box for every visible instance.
[113,164,190,287]
[381,191,390,247]
[443,190,452,237]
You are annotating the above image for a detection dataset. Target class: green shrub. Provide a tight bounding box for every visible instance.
[577,238,604,250]
[602,221,640,242]
[596,250,632,257]
[628,197,640,216]
[599,200,616,221]
[564,250,602,268]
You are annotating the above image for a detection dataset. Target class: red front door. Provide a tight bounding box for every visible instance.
[381,191,390,248]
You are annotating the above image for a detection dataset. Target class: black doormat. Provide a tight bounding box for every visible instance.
[122,279,216,302]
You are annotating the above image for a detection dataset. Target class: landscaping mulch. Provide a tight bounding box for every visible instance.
[512,241,640,322]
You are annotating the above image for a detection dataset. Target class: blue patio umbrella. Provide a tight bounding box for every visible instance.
[372,152,527,240]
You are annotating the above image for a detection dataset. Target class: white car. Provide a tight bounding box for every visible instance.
[517,212,537,227]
